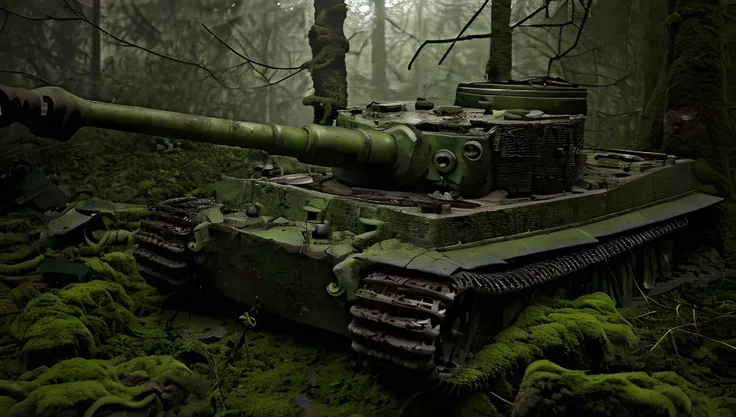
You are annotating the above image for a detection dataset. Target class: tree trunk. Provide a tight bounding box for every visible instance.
[486,0,512,81]
[303,0,349,125]
[636,0,675,150]
[371,0,388,97]
[642,0,667,102]
[90,0,101,100]
[662,0,734,196]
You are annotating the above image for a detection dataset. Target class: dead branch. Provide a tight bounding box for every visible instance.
[0,6,81,22]
[386,16,417,40]
[437,0,490,65]
[0,70,56,86]
[202,24,303,71]
[409,1,555,70]
[546,0,594,77]
[0,11,8,35]
[409,0,595,74]
[30,0,237,89]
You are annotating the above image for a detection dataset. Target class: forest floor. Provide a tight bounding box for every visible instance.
[0,132,734,417]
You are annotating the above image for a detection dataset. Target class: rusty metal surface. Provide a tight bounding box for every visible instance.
[134,197,214,288]
[348,271,458,371]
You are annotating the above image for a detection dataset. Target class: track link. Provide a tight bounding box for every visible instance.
[133,196,214,289]
[348,216,695,373]
[349,272,457,371]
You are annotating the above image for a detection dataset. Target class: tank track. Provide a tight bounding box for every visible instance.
[348,216,696,374]
[133,196,214,289]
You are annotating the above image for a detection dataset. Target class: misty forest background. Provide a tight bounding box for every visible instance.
[0,0,735,203]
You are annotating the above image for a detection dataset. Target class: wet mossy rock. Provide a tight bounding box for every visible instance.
[9,280,138,367]
[0,355,213,417]
[450,293,638,391]
[512,360,730,417]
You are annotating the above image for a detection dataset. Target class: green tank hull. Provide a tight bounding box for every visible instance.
[0,80,723,376]
[178,158,719,372]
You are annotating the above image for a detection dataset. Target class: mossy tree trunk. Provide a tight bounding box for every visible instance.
[303,0,349,125]
[661,0,734,196]
[486,0,512,81]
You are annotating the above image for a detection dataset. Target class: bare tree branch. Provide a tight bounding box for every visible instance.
[0,6,81,22]
[0,11,9,35]
[546,0,594,77]
[258,68,306,89]
[409,0,558,70]
[436,0,489,65]
[202,24,303,71]
[408,33,493,70]
[0,70,57,86]
[35,1,237,88]
[385,16,417,40]
[576,73,631,88]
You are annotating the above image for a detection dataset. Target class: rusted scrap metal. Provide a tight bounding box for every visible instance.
[348,321,435,356]
[135,231,185,253]
[362,273,456,303]
[133,197,214,287]
[355,288,446,321]
[350,305,439,339]
[349,272,457,371]
[140,220,191,238]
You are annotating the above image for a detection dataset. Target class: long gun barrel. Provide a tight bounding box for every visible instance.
[0,85,399,171]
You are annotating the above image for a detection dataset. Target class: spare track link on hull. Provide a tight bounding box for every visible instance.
[348,216,690,372]
[133,196,214,288]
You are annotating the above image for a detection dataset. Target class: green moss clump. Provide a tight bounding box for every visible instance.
[512,360,731,417]
[9,280,139,366]
[81,252,162,313]
[450,293,637,391]
[3,355,212,417]
[0,218,34,234]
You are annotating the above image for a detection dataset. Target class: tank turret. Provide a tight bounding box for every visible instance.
[0,81,587,198]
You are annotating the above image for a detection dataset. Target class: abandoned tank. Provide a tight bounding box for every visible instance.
[0,79,723,377]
